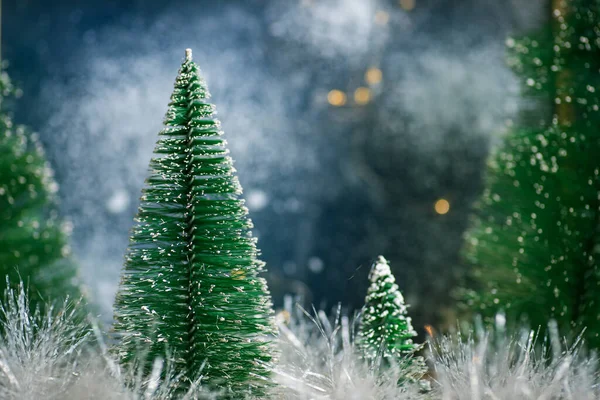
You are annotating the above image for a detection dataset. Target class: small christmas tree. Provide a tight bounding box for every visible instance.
[357,256,422,362]
[112,49,275,396]
[0,69,82,310]
[463,0,600,347]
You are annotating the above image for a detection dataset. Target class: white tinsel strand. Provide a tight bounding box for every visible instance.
[0,280,214,400]
[0,281,598,399]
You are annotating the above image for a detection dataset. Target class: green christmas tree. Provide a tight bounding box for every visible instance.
[0,69,82,309]
[112,49,275,395]
[357,256,422,362]
[463,0,600,347]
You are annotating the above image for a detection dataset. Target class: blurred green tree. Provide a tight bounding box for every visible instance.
[463,0,600,347]
[0,68,82,309]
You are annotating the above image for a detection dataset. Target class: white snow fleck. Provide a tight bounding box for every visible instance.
[308,257,324,274]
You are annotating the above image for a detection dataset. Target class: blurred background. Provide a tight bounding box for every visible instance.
[3,0,545,331]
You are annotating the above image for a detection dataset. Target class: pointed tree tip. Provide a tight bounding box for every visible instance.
[369,255,392,281]
[185,48,193,61]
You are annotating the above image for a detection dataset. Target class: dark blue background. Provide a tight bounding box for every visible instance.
[3,0,545,331]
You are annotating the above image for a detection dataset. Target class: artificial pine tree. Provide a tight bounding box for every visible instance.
[357,256,422,365]
[0,69,82,310]
[463,0,600,347]
[113,49,275,395]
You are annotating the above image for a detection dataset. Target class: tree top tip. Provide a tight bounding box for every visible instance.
[376,255,388,265]
[185,48,193,61]
[368,255,393,282]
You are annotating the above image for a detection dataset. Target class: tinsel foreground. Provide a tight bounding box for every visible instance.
[0,286,597,400]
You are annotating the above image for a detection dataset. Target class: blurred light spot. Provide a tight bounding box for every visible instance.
[424,324,434,337]
[283,261,297,275]
[399,0,416,11]
[365,67,383,85]
[434,198,450,215]
[106,189,130,214]
[276,310,291,325]
[495,312,506,329]
[328,89,347,106]
[354,87,371,105]
[374,11,389,25]
[308,257,324,273]
[62,221,74,235]
[246,189,269,211]
[48,181,59,194]
[61,245,71,257]
[284,197,302,212]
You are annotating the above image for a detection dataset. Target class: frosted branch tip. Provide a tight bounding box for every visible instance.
[185,48,193,61]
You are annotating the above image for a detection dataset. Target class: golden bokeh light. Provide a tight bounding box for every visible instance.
[399,0,416,11]
[374,11,390,25]
[354,87,371,105]
[434,198,450,215]
[365,67,383,85]
[424,325,434,337]
[327,89,347,106]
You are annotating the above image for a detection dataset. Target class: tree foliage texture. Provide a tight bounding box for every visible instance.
[0,69,81,310]
[463,0,600,347]
[112,50,275,396]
